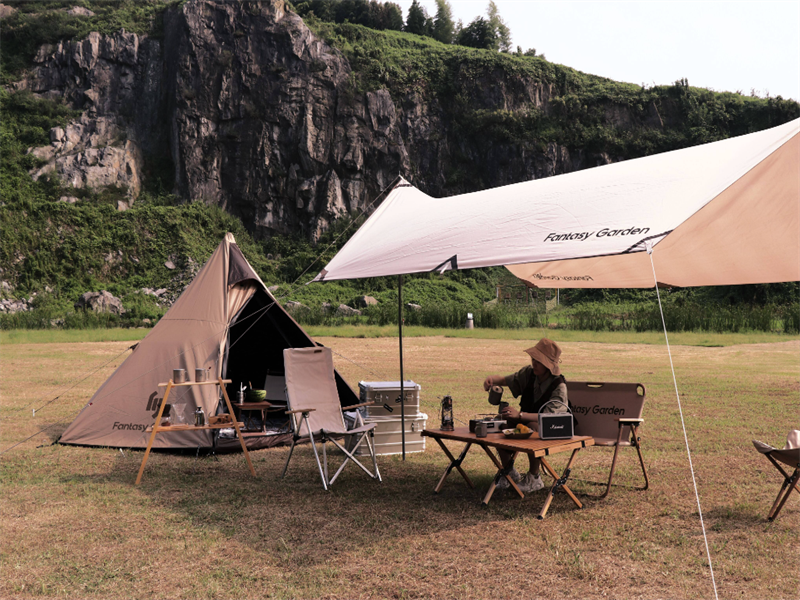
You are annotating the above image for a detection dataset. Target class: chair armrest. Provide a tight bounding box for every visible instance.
[341,401,375,411]
[285,408,316,415]
[617,418,644,424]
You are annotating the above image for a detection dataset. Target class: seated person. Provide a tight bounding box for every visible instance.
[483,338,568,493]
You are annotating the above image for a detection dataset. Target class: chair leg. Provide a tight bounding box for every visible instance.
[600,424,628,499]
[322,434,329,484]
[768,467,799,521]
[328,434,381,484]
[369,430,382,482]
[600,423,648,499]
[305,422,328,491]
[600,445,621,499]
[631,424,649,491]
[281,439,297,478]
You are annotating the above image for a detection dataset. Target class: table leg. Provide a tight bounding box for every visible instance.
[136,382,174,485]
[433,438,475,492]
[538,448,583,519]
[480,446,523,503]
[220,380,256,477]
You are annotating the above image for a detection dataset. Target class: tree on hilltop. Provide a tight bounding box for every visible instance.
[431,0,455,44]
[456,1,512,51]
[405,0,431,36]
[487,1,511,52]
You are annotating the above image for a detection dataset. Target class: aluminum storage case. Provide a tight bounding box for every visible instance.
[355,413,429,456]
[358,381,421,418]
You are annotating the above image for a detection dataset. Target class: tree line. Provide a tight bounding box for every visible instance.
[292,0,533,54]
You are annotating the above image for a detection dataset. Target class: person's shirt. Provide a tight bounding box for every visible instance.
[504,366,568,413]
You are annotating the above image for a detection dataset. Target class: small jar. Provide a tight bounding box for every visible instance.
[194,406,205,427]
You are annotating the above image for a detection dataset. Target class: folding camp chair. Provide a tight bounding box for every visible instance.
[571,382,649,498]
[753,430,800,521]
[281,347,381,490]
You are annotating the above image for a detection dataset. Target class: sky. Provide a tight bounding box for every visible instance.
[395,1,800,101]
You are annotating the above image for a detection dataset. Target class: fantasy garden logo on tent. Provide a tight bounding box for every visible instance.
[531,273,594,282]
[543,226,650,243]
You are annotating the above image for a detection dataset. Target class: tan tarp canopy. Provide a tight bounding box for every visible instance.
[314,118,799,288]
[60,233,358,450]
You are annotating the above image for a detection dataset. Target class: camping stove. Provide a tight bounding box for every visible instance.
[468,418,507,434]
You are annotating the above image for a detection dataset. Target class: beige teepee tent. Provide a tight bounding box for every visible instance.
[60,233,358,451]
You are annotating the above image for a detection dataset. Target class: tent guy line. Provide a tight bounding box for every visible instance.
[1,417,77,456]
[649,248,719,600]
[11,344,136,415]
[327,347,393,389]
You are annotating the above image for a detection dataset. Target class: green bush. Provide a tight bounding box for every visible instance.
[1,0,177,82]
[781,304,800,334]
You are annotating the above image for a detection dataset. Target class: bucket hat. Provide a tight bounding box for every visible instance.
[524,338,562,376]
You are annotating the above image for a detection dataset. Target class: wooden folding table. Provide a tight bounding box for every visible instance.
[422,427,594,519]
[135,378,256,485]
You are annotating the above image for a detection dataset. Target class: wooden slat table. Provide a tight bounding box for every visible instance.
[422,427,594,519]
[232,401,273,432]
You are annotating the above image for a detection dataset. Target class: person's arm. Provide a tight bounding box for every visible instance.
[483,374,508,391]
[540,383,569,413]
[500,405,536,425]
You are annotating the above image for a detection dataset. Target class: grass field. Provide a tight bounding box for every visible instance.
[1,332,798,599]
[3,325,798,346]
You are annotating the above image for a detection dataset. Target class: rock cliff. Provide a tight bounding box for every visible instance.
[17,0,644,238]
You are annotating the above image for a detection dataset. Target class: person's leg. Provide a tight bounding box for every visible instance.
[498,448,514,469]
[518,456,544,493]
[527,456,541,477]
[496,449,521,489]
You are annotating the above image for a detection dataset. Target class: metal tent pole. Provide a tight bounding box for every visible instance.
[398,274,406,460]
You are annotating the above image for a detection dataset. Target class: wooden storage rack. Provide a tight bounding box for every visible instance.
[135,378,256,485]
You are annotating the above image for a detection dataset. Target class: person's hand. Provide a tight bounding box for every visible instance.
[483,377,493,391]
[501,405,519,420]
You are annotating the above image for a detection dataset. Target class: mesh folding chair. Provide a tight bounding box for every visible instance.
[571,382,649,498]
[753,430,800,521]
[281,347,381,490]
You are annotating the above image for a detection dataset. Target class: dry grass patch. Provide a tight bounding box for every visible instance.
[1,337,798,599]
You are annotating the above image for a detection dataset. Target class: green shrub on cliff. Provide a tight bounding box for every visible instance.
[0,0,180,83]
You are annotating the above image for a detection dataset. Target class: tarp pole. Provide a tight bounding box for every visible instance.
[398,274,406,460]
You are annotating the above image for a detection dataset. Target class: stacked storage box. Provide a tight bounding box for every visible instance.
[356,381,428,455]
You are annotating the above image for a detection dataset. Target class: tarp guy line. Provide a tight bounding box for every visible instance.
[649,246,719,600]
[295,175,404,289]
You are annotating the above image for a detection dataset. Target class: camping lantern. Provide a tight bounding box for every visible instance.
[440,395,454,431]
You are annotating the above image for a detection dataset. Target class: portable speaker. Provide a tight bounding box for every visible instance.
[538,413,574,439]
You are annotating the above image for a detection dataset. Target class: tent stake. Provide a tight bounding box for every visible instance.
[398,274,406,460]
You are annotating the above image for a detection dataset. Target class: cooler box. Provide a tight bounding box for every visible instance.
[355,413,429,456]
[358,381,420,418]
